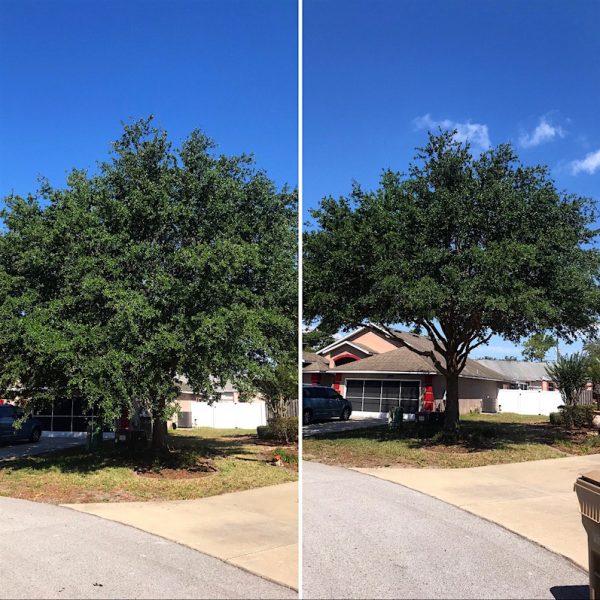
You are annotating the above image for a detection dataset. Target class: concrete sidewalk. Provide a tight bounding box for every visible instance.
[358,454,600,570]
[0,437,85,461]
[64,482,298,590]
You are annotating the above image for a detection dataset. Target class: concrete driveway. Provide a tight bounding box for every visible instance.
[358,454,600,570]
[303,416,385,438]
[0,496,294,599]
[0,436,85,461]
[65,482,298,590]
[303,461,587,599]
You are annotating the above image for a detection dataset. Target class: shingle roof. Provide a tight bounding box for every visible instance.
[475,360,552,382]
[328,346,437,374]
[302,352,330,372]
[329,329,508,382]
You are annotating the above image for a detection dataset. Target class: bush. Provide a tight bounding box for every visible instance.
[257,417,298,443]
[549,411,563,426]
[550,405,595,428]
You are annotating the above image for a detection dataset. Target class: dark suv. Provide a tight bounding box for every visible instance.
[0,404,43,443]
[302,385,352,425]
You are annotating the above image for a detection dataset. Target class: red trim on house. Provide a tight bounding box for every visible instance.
[333,373,342,393]
[422,375,434,412]
[332,352,361,364]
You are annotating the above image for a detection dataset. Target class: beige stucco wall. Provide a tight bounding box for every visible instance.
[431,376,500,403]
[349,330,399,354]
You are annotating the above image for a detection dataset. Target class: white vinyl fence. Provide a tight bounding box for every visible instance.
[495,389,563,416]
[189,401,267,429]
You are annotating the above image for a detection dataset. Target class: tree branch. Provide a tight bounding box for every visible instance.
[457,333,493,372]
[420,320,448,358]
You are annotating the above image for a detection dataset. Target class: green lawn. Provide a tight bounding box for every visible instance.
[0,428,297,504]
[303,412,600,469]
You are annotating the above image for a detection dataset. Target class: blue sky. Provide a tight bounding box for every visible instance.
[304,0,600,360]
[0,0,297,200]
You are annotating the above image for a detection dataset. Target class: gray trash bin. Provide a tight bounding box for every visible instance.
[574,470,600,599]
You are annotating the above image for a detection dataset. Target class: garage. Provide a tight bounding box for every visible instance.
[345,379,420,414]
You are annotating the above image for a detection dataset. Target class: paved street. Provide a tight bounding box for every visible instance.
[0,496,295,599]
[359,454,600,569]
[303,462,588,599]
[0,436,85,461]
[303,416,386,438]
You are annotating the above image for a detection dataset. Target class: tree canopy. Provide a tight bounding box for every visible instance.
[302,328,336,352]
[304,131,600,429]
[0,117,297,447]
[522,332,556,362]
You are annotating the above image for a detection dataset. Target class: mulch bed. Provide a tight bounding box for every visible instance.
[133,459,218,479]
[134,467,217,480]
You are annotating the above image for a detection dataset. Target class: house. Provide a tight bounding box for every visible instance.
[303,324,508,416]
[173,376,267,429]
[302,352,333,387]
[475,359,556,391]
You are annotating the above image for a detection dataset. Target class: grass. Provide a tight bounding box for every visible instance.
[303,412,600,469]
[0,427,297,504]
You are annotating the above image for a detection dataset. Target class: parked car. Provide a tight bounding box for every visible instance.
[0,404,43,443]
[302,385,352,425]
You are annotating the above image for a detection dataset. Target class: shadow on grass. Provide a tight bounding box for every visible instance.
[0,433,257,476]
[309,419,586,454]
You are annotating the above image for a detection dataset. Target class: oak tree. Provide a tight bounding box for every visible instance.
[304,131,600,430]
[0,118,297,448]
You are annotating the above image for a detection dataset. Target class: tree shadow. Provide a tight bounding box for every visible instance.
[0,433,258,475]
[310,419,577,454]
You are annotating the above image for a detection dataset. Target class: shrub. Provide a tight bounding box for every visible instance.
[257,417,298,443]
[562,404,595,428]
[545,353,590,406]
[550,405,595,428]
[549,411,563,426]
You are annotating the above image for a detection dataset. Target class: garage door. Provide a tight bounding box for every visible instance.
[345,380,420,413]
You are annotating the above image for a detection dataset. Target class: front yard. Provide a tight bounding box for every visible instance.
[303,412,600,468]
[0,428,297,504]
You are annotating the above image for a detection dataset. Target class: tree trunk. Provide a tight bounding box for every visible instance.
[151,398,168,450]
[151,418,168,450]
[443,371,460,432]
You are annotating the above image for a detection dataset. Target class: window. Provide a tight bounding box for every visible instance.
[381,382,401,413]
[400,381,420,413]
[344,380,421,413]
[362,381,382,412]
[346,380,364,411]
